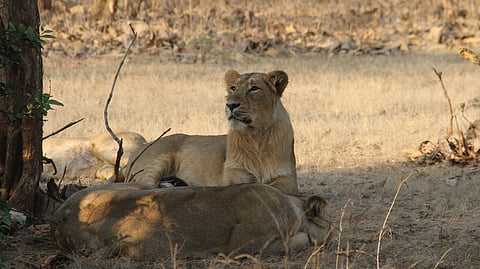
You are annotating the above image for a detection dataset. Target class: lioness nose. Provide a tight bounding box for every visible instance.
[226,103,240,111]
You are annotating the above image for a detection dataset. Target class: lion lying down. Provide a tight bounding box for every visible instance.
[43,131,146,180]
[53,183,329,261]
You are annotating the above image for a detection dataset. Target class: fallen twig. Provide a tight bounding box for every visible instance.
[432,248,453,269]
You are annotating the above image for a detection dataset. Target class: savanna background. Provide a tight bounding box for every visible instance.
[3,0,480,268]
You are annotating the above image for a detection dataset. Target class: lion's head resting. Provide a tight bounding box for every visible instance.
[225,70,288,131]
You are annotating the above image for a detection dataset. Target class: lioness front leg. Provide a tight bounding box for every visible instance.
[222,166,256,186]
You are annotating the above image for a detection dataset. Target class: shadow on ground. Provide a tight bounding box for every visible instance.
[3,163,479,268]
[299,162,480,268]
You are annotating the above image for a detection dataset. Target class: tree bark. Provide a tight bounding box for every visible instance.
[0,0,43,216]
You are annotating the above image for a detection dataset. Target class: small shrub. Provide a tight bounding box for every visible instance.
[0,191,13,248]
[0,191,13,264]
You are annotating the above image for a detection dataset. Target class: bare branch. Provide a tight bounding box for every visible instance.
[42,118,84,140]
[113,139,123,183]
[125,128,171,181]
[104,24,137,182]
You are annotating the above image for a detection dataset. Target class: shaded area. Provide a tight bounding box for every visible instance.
[299,162,480,268]
[3,163,479,268]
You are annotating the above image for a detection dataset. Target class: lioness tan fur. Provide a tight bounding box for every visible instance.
[125,70,298,194]
[52,183,329,260]
[43,131,146,180]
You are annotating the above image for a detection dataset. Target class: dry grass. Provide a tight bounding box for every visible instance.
[37,48,480,268]
[43,52,480,173]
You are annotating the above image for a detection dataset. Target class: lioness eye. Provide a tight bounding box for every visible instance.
[249,86,259,93]
[230,86,236,91]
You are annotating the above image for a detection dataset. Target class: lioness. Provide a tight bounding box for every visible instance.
[43,131,146,180]
[125,70,298,194]
[52,183,329,260]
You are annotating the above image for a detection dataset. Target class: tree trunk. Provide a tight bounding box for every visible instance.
[38,0,53,11]
[0,0,43,216]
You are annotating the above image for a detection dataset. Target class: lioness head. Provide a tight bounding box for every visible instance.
[225,70,289,131]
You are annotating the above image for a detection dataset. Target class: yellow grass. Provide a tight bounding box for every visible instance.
[43,52,480,175]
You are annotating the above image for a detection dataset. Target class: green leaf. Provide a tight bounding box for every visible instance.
[25,27,36,42]
[16,23,26,33]
[41,34,55,39]
[47,99,63,106]
[6,114,15,122]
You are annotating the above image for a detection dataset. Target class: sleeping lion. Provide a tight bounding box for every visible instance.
[53,183,329,260]
[125,70,298,194]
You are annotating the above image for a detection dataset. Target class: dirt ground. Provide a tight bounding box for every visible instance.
[3,162,479,269]
[302,164,480,269]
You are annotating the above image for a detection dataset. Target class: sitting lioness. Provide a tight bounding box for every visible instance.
[125,70,298,194]
[52,183,329,260]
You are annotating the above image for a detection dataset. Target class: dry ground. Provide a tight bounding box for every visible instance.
[3,50,480,268]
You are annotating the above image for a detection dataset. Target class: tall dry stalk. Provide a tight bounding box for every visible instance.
[165,232,179,269]
[304,223,336,269]
[252,190,292,269]
[433,64,476,159]
[335,199,351,269]
[432,68,453,139]
[303,242,324,269]
[376,172,413,269]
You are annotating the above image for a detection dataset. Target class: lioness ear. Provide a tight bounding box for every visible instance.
[304,196,328,219]
[266,70,289,96]
[225,70,240,87]
[304,196,330,228]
